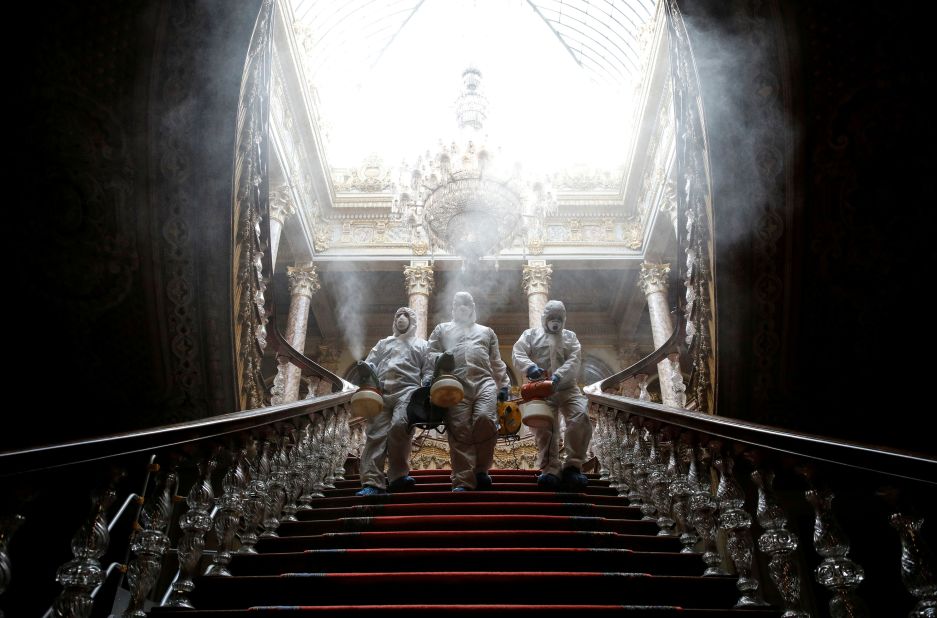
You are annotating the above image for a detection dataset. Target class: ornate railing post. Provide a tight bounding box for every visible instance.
[647,429,677,536]
[889,512,937,616]
[713,444,769,607]
[594,407,611,481]
[282,428,305,522]
[124,471,176,616]
[261,435,289,538]
[205,451,246,576]
[320,409,339,489]
[670,434,698,553]
[632,423,656,521]
[333,405,352,481]
[298,422,320,509]
[688,441,727,576]
[751,466,809,617]
[804,486,868,617]
[164,458,215,608]
[53,488,117,617]
[0,514,24,617]
[623,421,642,505]
[238,441,269,555]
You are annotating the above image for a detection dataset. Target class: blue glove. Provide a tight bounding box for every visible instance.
[422,376,433,387]
[526,365,544,380]
[551,374,560,392]
[498,386,509,402]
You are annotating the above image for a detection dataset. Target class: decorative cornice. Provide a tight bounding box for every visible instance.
[287,263,320,298]
[638,262,670,296]
[522,262,553,296]
[403,264,434,296]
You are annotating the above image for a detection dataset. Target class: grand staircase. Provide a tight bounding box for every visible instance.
[150,468,781,616]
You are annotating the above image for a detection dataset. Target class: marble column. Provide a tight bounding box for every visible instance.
[638,262,685,407]
[522,260,552,330]
[403,261,434,340]
[268,187,296,272]
[272,263,320,404]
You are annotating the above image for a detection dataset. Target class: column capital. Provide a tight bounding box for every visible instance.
[287,263,320,298]
[522,260,552,296]
[638,262,670,296]
[269,187,297,226]
[403,261,434,296]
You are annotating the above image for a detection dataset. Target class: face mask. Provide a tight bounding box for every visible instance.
[546,318,563,333]
[395,314,410,332]
[453,304,472,321]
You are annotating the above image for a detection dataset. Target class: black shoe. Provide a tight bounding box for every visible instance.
[537,472,561,490]
[388,475,416,491]
[561,466,589,491]
[355,485,387,497]
[475,472,493,490]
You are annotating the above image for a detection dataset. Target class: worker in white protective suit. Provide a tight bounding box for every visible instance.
[425,292,511,491]
[356,306,428,496]
[512,300,592,491]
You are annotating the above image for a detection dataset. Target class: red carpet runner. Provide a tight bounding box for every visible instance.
[153,469,780,616]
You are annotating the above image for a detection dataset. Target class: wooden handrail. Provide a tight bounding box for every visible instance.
[594,308,686,393]
[0,389,353,477]
[587,391,937,485]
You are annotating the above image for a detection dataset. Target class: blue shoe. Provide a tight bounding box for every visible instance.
[452,486,469,492]
[388,475,416,491]
[560,467,589,491]
[475,472,493,490]
[355,485,387,497]
[537,473,561,490]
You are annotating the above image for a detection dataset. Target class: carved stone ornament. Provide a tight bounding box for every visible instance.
[411,239,428,255]
[287,264,320,299]
[313,223,330,253]
[331,154,394,193]
[639,262,671,296]
[624,217,644,249]
[528,238,544,255]
[269,188,296,225]
[403,264,434,296]
[522,262,553,296]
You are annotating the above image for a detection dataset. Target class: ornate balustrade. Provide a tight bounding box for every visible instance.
[0,389,357,617]
[586,388,937,616]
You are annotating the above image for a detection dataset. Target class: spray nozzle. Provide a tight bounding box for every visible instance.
[355,360,380,389]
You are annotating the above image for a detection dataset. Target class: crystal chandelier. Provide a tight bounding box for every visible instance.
[393,68,556,261]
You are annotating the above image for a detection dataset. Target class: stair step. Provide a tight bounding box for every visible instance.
[257,529,683,553]
[294,501,641,520]
[333,474,611,489]
[276,514,661,535]
[322,483,618,497]
[303,490,627,509]
[230,547,704,575]
[185,572,747,610]
[172,467,776,615]
[404,469,604,478]
[152,605,780,617]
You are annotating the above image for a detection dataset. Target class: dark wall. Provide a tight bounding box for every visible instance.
[10,0,263,451]
[682,0,935,454]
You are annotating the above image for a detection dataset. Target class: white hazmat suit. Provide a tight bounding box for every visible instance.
[358,306,428,492]
[425,292,510,490]
[512,300,592,486]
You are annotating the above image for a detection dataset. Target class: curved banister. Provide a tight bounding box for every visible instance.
[587,391,937,485]
[592,308,686,394]
[0,390,353,477]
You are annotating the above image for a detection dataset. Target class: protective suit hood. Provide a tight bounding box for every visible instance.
[451,291,477,325]
[541,300,567,332]
[393,306,419,338]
